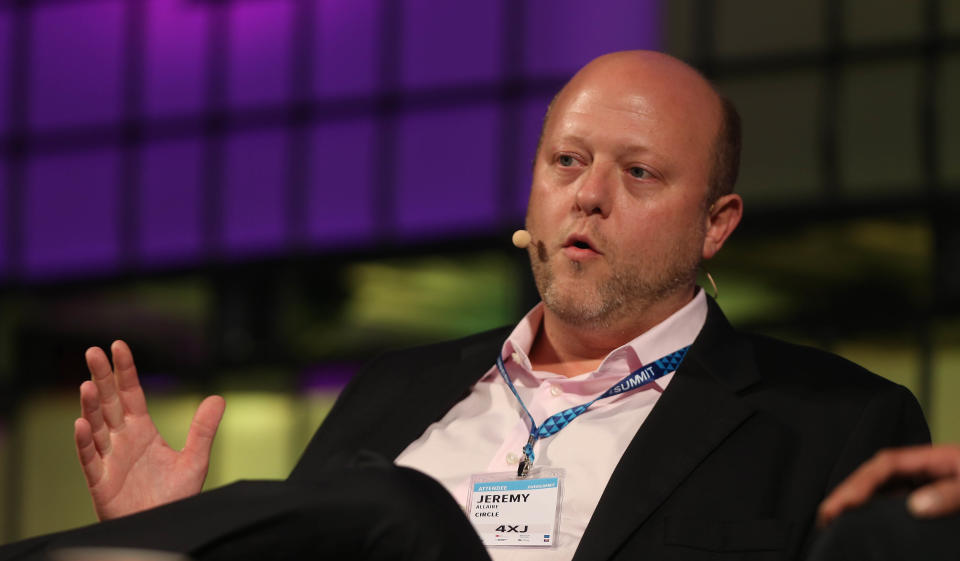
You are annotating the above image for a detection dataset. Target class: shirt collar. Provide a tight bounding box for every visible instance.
[495,289,708,382]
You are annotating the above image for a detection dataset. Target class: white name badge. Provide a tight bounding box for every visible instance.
[466,468,564,547]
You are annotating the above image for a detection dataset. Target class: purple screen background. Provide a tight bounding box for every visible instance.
[0,0,660,281]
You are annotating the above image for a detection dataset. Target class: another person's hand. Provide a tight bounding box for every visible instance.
[74,340,226,521]
[817,444,960,527]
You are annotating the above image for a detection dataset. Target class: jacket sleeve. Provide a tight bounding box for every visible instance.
[824,382,931,494]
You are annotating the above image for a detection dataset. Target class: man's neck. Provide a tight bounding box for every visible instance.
[528,286,697,377]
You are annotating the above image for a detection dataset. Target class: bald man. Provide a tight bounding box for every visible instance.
[0,51,929,561]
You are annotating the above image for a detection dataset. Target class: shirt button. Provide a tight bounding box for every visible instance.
[511,352,520,363]
[506,452,519,465]
[550,385,563,397]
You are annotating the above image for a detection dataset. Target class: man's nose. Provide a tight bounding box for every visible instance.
[574,163,614,217]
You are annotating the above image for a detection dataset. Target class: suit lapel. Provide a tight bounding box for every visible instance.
[379,328,511,460]
[572,299,761,561]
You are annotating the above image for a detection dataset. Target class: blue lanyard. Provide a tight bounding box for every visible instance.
[496,346,690,476]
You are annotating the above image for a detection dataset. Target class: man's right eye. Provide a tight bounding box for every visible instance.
[557,155,575,166]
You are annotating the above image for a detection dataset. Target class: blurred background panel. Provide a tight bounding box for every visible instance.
[227,0,294,110]
[222,129,289,256]
[24,148,121,278]
[0,12,9,139]
[139,138,206,267]
[522,0,661,77]
[943,53,960,186]
[0,156,7,279]
[839,59,922,197]
[28,0,124,131]
[719,69,823,206]
[306,116,378,248]
[314,0,379,98]
[713,0,825,57]
[399,0,503,89]
[0,0,957,543]
[144,0,209,119]
[394,103,500,239]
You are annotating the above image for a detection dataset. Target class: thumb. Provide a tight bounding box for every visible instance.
[183,395,226,462]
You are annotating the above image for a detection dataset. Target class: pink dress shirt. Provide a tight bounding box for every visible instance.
[395,290,708,560]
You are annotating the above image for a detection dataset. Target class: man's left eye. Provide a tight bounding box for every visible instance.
[628,167,648,179]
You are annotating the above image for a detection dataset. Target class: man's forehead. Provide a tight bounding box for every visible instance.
[548,107,666,158]
[562,86,655,121]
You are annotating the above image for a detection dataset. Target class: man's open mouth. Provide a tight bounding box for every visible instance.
[563,235,602,256]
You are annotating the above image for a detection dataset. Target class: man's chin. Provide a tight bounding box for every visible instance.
[541,289,624,329]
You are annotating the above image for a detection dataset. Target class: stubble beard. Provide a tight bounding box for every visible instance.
[530,242,702,330]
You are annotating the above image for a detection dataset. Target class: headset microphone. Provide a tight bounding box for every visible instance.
[512,229,532,249]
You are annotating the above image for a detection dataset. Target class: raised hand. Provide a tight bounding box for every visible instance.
[74,340,226,521]
[818,444,960,527]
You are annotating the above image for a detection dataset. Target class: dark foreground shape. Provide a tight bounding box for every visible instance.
[808,495,960,561]
[0,453,490,561]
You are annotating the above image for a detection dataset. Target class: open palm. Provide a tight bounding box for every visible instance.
[74,340,225,521]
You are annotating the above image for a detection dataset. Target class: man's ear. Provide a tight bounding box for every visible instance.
[702,193,743,260]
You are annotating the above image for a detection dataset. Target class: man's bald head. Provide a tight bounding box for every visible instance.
[535,50,740,205]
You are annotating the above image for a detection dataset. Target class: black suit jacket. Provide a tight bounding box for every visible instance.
[290,298,929,561]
